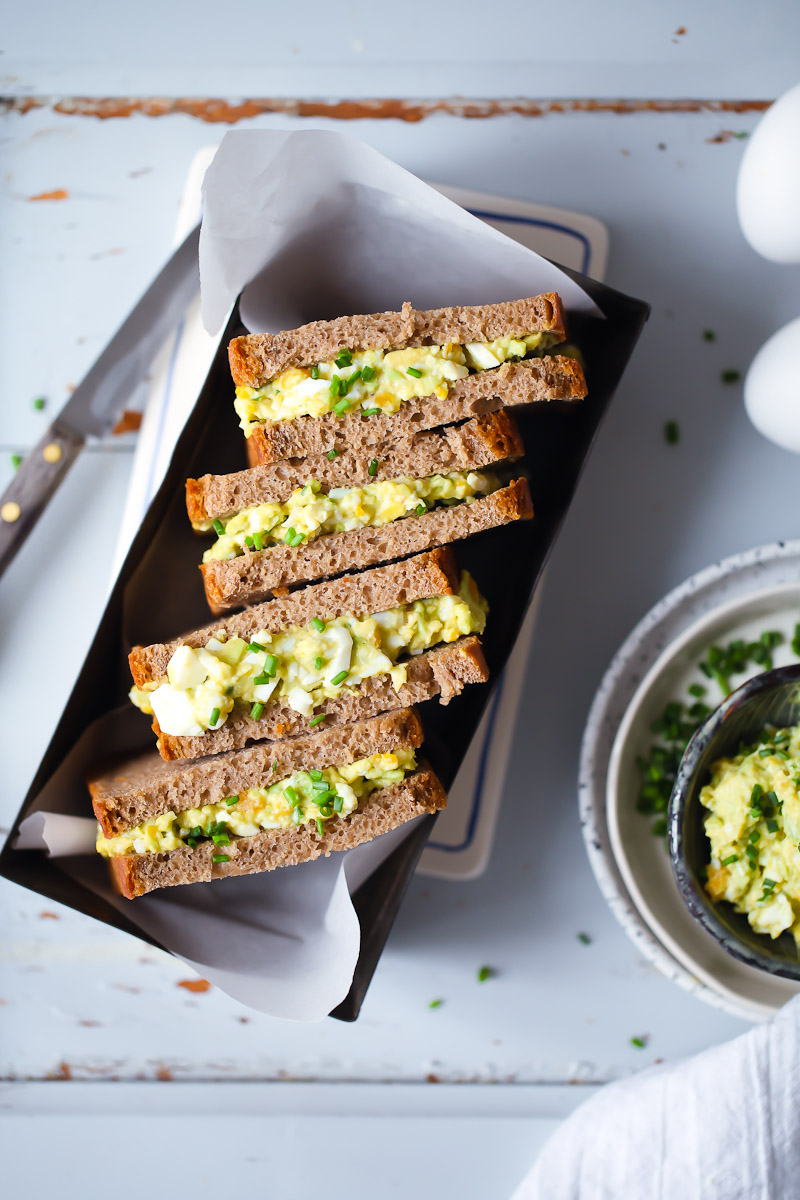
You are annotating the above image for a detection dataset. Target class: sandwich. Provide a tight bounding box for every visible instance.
[187,410,531,611]
[229,294,586,465]
[129,548,490,761]
[91,707,445,898]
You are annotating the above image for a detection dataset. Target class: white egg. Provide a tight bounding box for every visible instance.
[166,644,207,689]
[324,625,353,684]
[150,685,203,737]
[737,82,800,263]
[744,316,800,451]
[286,686,314,717]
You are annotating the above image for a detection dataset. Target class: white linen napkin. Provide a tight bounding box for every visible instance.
[513,995,800,1199]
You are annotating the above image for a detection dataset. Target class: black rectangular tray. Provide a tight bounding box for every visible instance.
[0,265,649,1020]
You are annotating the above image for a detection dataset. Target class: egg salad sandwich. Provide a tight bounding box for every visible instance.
[91,707,445,898]
[230,294,586,465]
[187,410,530,612]
[129,549,489,762]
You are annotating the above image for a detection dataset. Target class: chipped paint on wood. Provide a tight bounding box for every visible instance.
[2,96,773,125]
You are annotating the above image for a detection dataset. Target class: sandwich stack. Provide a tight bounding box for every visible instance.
[91,294,586,898]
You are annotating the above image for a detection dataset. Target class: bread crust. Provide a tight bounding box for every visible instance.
[200,479,533,611]
[90,707,423,837]
[186,411,523,525]
[246,356,586,464]
[228,294,566,387]
[110,766,447,898]
[129,548,459,687]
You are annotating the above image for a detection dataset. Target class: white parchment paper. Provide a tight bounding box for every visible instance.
[18,129,597,1020]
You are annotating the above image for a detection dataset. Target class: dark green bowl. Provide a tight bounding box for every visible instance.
[669,664,800,980]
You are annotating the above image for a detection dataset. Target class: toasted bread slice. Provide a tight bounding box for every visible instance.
[200,479,533,612]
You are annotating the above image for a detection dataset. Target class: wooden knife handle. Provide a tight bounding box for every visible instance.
[0,421,85,580]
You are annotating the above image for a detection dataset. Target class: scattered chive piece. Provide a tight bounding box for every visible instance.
[310,770,323,782]
[212,518,225,536]
[316,817,325,836]
[768,819,780,833]
[702,329,716,342]
[250,701,264,721]
[312,617,326,632]
[226,796,238,806]
[285,786,299,807]
[32,397,46,411]
[10,453,22,469]
[751,784,764,806]
[309,715,325,727]
[272,760,278,774]
[577,932,592,945]
[315,656,323,670]
[212,854,230,863]
[361,406,380,416]
[368,458,379,476]
[721,368,741,384]
[428,999,443,1010]
[664,420,680,445]
[347,368,361,387]
[630,1036,647,1049]
[326,448,339,460]
[249,640,267,653]
[416,504,426,515]
[310,365,319,379]
[209,707,220,727]
[253,531,263,551]
[253,674,271,686]
[361,365,375,382]
[335,349,352,368]
[292,806,303,825]
[749,829,761,843]
[289,531,305,546]
[212,832,230,846]
[758,746,773,757]
[333,794,343,813]
[763,878,777,889]
[477,966,494,982]
[721,854,739,866]
[407,367,423,378]
[333,398,350,416]
[284,527,297,545]
[244,535,255,549]
[264,653,278,676]
[329,375,342,398]
[330,669,349,686]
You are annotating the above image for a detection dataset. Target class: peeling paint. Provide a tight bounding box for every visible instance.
[1,95,772,125]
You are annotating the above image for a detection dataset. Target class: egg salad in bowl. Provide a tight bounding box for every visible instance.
[130,572,488,738]
[234,334,560,436]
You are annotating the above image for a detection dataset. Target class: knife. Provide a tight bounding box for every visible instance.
[0,223,201,581]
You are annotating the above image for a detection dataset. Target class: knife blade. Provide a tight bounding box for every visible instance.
[0,222,201,581]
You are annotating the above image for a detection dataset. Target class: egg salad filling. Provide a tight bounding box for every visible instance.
[234,333,560,435]
[199,471,499,562]
[703,723,800,946]
[130,572,487,738]
[96,749,416,858]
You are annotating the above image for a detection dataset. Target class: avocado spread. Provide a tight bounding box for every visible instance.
[702,723,800,945]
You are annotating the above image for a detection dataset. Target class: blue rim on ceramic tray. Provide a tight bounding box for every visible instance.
[669,663,800,980]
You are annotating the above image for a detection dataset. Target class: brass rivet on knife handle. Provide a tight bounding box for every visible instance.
[0,420,85,579]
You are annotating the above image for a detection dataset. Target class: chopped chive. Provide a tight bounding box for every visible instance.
[249,640,267,654]
[10,453,22,469]
[758,746,774,757]
[630,1036,647,1049]
[330,669,349,685]
[212,518,226,536]
[212,854,230,863]
[253,531,263,551]
[292,806,303,825]
[288,531,305,546]
[264,653,277,677]
[329,375,342,398]
[333,794,343,813]
[347,368,361,388]
[253,674,271,685]
[309,714,325,727]
[315,656,323,670]
[416,503,426,515]
[428,999,443,1010]
[749,829,761,843]
[318,804,332,817]
[311,617,325,632]
[284,527,297,545]
[751,784,764,806]
[186,837,199,849]
[326,448,339,460]
[310,770,323,782]
[272,760,278,773]
[32,396,46,411]
[721,368,741,384]
[702,329,716,342]
[244,535,255,549]
[361,407,380,416]
[477,966,494,982]
[407,367,423,378]
[250,701,264,721]
[767,819,779,833]
[226,796,238,806]
[209,707,220,727]
[577,932,592,945]
[721,854,739,866]
[310,365,319,379]
[316,817,325,836]
[333,398,350,416]
[361,365,375,382]
[664,420,680,445]
[212,832,230,846]
[334,349,352,368]
[285,786,299,807]
[368,458,379,476]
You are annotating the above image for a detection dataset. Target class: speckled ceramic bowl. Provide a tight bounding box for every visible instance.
[670,664,800,980]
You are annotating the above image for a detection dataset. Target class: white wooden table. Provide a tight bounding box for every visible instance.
[2,4,800,1194]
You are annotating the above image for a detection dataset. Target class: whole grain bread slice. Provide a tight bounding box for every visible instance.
[228,294,566,387]
[187,411,523,525]
[246,356,586,464]
[110,765,446,898]
[200,479,533,611]
[129,547,458,687]
[153,636,489,761]
[91,707,423,838]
